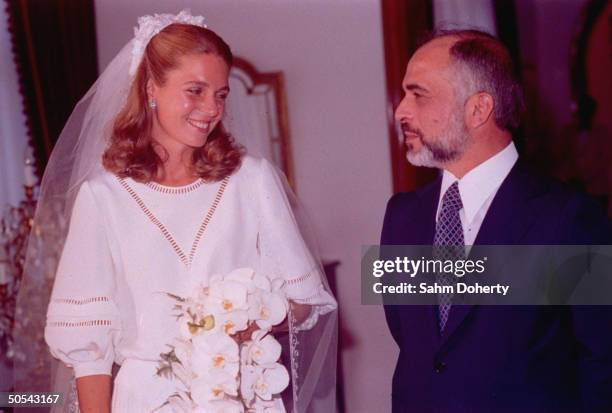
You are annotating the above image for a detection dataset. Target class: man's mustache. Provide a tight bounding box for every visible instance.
[400,122,423,139]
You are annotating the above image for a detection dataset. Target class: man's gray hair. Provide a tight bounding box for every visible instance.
[424,29,525,131]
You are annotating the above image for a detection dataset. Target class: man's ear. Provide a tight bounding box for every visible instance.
[465,92,494,130]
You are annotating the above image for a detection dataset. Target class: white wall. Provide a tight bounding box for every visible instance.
[94,1,397,411]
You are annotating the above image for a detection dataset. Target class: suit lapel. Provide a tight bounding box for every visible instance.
[473,162,540,246]
[406,178,441,347]
[409,178,440,245]
[437,161,541,349]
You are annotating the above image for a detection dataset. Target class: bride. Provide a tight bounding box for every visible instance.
[19,10,337,413]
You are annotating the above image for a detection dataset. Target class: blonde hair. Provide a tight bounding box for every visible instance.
[103,24,243,182]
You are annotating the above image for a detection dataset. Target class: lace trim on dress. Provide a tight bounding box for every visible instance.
[118,176,229,268]
[288,305,300,408]
[285,271,314,286]
[68,378,79,412]
[145,179,205,194]
[53,296,110,305]
[48,320,112,327]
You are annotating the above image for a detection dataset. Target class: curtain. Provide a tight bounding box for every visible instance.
[0,1,29,208]
[5,0,98,174]
[432,0,497,35]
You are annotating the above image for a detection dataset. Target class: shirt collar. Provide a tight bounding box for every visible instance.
[438,141,519,225]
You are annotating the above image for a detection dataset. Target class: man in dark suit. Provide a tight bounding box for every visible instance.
[381,29,612,413]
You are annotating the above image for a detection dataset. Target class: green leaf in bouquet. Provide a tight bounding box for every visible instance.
[165,292,186,302]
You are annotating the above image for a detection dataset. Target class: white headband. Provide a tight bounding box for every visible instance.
[129,9,207,76]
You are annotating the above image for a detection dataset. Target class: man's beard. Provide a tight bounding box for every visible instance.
[403,109,470,168]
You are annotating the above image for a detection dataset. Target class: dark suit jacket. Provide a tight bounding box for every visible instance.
[381,161,612,413]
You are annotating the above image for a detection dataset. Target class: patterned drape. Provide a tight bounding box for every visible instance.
[0,2,29,208]
[5,0,99,172]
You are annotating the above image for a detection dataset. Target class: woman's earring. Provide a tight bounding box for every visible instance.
[149,99,157,109]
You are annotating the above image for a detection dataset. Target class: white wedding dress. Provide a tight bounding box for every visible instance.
[45,156,336,412]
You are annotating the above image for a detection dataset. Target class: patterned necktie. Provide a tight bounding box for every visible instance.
[433,181,464,333]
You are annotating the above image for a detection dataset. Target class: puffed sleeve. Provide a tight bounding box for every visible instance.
[44,181,122,378]
[255,159,337,328]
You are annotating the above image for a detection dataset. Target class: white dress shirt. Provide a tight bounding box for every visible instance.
[436,142,519,246]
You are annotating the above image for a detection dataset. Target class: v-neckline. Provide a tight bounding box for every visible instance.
[118,176,229,268]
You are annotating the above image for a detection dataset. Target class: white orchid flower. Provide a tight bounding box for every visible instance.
[252,272,272,292]
[243,330,282,365]
[215,309,249,335]
[240,362,290,401]
[158,268,293,410]
[191,369,239,405]
[248,290,288,331]
[239,364,258,403]
[192,332,240,377]
[258,363,290,400]
[188,291,208,314]
[208,278,249,314]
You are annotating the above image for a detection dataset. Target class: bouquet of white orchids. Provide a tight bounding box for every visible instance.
[156,268,291,413]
